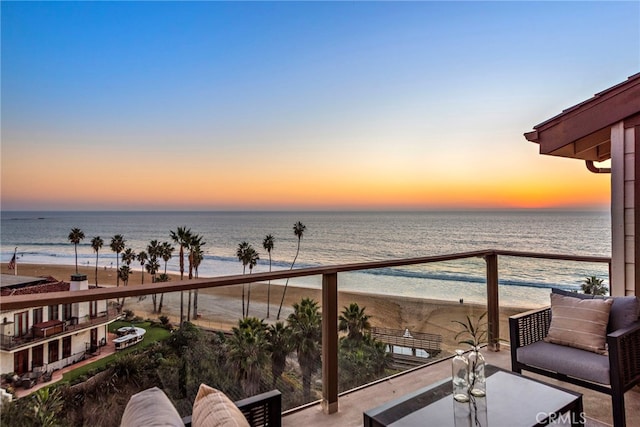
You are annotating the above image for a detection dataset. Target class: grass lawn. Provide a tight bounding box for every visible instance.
[61,321,171,384]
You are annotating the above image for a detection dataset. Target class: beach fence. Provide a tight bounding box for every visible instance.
[371,327,442,369]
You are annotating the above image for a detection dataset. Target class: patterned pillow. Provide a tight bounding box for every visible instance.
[192,384,250,427]
[544,293,613,354]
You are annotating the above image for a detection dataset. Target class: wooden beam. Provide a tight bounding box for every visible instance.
[321,272,338,414]
[485,253,500,351]
[635,126,640,296]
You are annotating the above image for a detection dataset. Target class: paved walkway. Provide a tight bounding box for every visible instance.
[14,333,117,399]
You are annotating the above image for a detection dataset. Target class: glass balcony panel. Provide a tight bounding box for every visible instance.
[0,251,614,425]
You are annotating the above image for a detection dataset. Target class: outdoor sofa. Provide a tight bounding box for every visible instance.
[121,384,281,427]
[509,288,640,427]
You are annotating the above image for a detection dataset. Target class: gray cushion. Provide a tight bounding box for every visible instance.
[517,340,610,385]
[120,387,184,427]
[552,288,640,332]
[607,296,640,331]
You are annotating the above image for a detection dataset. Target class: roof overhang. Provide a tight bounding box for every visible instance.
[0,274,50,289]
[525,73,640,161]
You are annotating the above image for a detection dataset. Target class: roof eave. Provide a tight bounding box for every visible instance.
[525,73,640,161]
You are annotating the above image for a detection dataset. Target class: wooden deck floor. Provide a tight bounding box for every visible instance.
[282,347,640,427]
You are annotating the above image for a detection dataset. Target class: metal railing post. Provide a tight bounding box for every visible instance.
[485,253,500,351]
[321,272,339,414]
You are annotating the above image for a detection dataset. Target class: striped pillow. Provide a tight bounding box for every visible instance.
[192,384,249,427]
[544,293,613,354]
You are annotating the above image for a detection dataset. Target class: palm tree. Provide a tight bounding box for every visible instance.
[118,265,131,312]
[267,321,292,388]
[277,221,306,320]
[237,241,251,318]
[238,316,267,332]
[119,247,136,305]
[262,234,275,318]
[121,247,136,267]
[145,257,160,281]
[186,233,205,321]
[170,226,192,324]
[90,236,104,287]
[137,251,148,284]
[187,233,205,280]
[110,235,126,287]
[227,317,269,397]
[155,273,171,313]
[246,246,260,317]
[145,257,160,312]
[338,332,388,391]
[170,226,191,280]
[288,297,322,402]
[160,241,174,274]
[118,265,131,286]
[68,228,85,274]
[147,240,161,268]
[191,239,205,319]
[146,240,162,312]
[582,275,608,296]
[158,241,174,314]
[191,242,204,278]
[338,303,371,342]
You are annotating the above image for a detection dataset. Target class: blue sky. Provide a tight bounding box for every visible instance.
[1,1,638,210]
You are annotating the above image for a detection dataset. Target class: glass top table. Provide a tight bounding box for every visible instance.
[364,365,584,427]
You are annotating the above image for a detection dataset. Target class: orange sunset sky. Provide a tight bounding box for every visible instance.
[2,2,635,211]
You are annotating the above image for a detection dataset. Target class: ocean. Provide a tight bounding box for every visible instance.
[0,210,611,307]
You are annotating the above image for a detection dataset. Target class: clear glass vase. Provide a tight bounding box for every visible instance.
[452,349,470,402]
[468,346,486,397]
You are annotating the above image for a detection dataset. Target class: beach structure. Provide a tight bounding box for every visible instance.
[0,274,118,382]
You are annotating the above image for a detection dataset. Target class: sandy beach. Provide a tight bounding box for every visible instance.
[2,263,527,352]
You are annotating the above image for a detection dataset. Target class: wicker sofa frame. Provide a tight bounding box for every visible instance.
[510,307,640,427]
[182,389,282,427]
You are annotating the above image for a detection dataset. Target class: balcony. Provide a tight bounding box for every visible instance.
[2,249,637,426]
[282,348,640,427]
[0,308,119,351]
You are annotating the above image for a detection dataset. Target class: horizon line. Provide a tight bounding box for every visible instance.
[0,207,610,214]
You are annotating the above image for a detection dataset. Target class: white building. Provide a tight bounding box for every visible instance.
[0,274,118,377]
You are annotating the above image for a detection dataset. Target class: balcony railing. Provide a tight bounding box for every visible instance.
[0,308,119,351]
[0,249,610,413]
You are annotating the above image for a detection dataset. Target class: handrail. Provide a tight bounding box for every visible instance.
[0,249,610,311]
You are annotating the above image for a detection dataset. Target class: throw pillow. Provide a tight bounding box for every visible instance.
[544,293,613,354]
[192,384,250,427]
[551,288,640,331]
[120,387,184,427]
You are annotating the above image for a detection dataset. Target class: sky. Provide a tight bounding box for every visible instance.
[1,1,638,211]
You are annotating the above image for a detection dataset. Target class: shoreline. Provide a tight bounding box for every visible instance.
[1,263,529,352]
